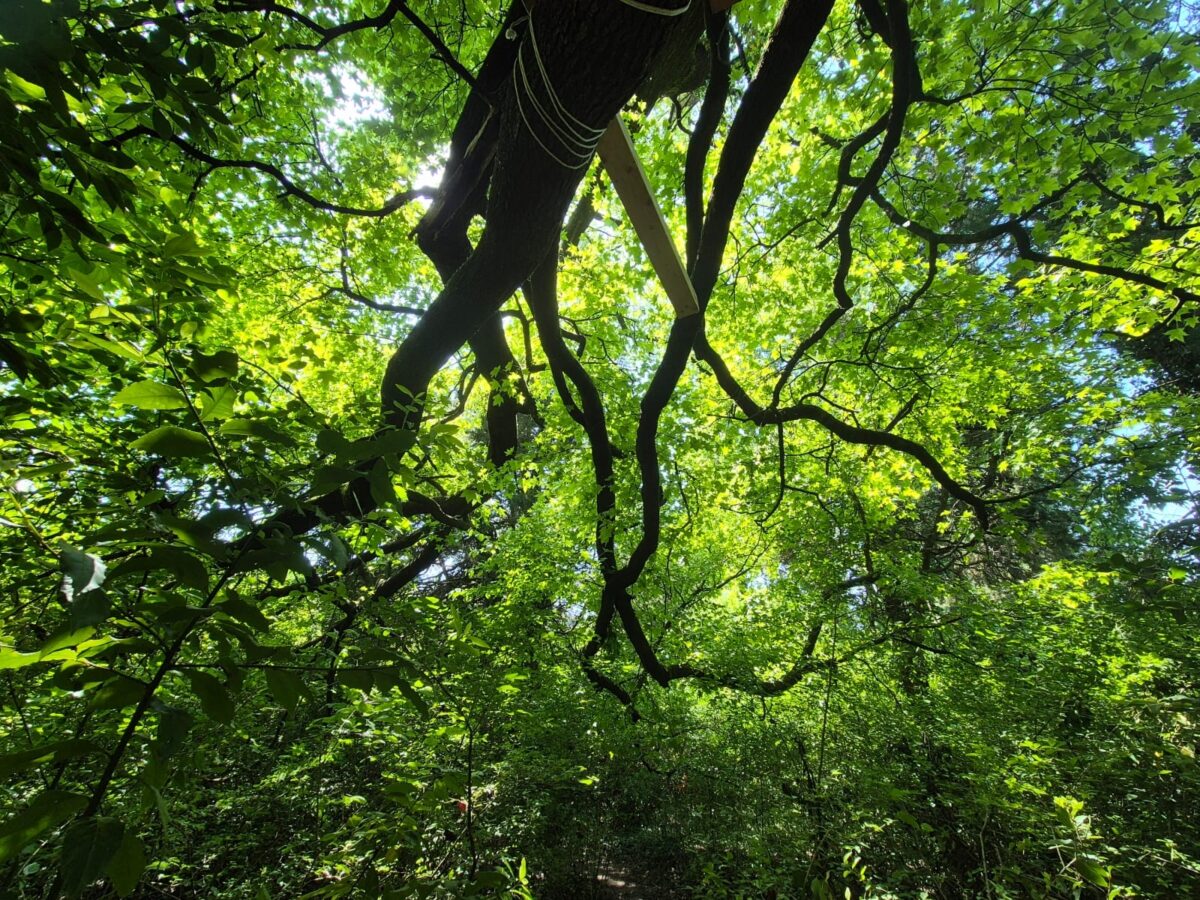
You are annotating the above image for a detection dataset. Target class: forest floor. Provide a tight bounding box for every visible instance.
[592,860,688,899]
[594,863,645,896]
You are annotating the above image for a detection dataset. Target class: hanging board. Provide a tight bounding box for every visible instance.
[596,117,700,319]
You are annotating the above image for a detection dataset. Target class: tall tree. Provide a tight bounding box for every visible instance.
[1,0,1197,896]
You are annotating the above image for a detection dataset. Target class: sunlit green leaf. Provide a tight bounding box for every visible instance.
[112,381,188,410]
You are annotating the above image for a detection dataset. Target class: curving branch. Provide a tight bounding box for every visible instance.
[684,11,732,270]
[820,111,888,218]
[579,578,964,703]
[591,0,837,690]
[1082,169,1200,233]
[690,0,837,304]
[220,0,478,86]
[625,0,838,586]
[111,125,435,217]
[869,182,1200,309]
[694,332,988,524]
[374,535,447,601]
[330,241,426,315]
[766,402,989,526]
[771,0,916,404]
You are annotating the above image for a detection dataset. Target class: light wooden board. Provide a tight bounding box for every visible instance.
[596,117,700,319]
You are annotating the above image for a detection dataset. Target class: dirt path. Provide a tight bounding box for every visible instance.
[592,860,688,899]
[594,864,645,897]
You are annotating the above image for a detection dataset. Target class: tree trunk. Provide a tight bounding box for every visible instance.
[381,0,706,430]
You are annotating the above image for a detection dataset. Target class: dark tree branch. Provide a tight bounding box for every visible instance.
[690,0,837,304]
[1082,168,1200,233]
[330,242,426,315]
[594,0,836,687]
[591,577,965,699]
[684,11,732,270]
[694,340,987,527]
[111,125,435,217]
[375,536,447,600]
[820,111,888,218]
[768,401,986,525]
[222,0,478,86]
[870,182,1200,307]
[625,0,838,584]
[771,0,916,404]
[524,246,628,664]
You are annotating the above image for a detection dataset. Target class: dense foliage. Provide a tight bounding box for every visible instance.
[2,0,1198,896]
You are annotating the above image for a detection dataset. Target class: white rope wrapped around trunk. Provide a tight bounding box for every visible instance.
[511,0,693,170]
[511,10,605,170]
[615,0,692,16]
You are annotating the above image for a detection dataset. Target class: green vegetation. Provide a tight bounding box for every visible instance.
[1,0,1198,896]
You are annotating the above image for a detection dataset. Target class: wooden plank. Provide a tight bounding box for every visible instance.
[596,117,700,319]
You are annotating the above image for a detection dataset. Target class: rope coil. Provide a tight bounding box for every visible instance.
[511,10,605,170]
[510,0,693,170]
[615,0,692,15]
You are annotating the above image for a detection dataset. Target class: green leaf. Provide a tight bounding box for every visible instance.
[68,267,105,301]
[219,418,296,447]
[264,667,305,712]
[5,71,46,101]
[60,816,124,898]
[71,332,143,362]
[2,309,45,333]
[153,514,223,558]
[346,427,416,462]
[189,349,238,382]
[1060,801,1080,830]
[1075,858,1110,887]
[112,546,209,593]
[0,644,41,670]
[162,232,205,258]
[68,590,111,630]
[0,790,87,864]
[112,380,188,410]
[106,830,146,897]
[337,667,374,692]
[89,674,147,711]
[199,384,237,422]
[310,464,359,495]
[368,459,397,508]
[0,336,31,382]
[396,681,429,717]
[59,547,106,602]
[181,669,235,723]
[218,593,269,632]
[39,626,95,658]
[131,425,211,458]
[0,740,100,780]
[316,428,351,456]
[471,870,507,890]
[154,704,194,759]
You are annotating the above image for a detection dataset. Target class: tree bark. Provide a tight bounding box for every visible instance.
[381,0,706,431]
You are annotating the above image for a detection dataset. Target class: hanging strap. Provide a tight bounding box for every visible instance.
[614,0,692,16]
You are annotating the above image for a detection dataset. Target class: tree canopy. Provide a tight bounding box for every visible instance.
[1,0,1198,896]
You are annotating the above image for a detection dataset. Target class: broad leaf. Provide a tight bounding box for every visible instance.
[181,669,235,724]
[131,425,211,458]
[112,380,188,410]
[60,816,124,898]
[0,791,86,864]
[106,830,146,897]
